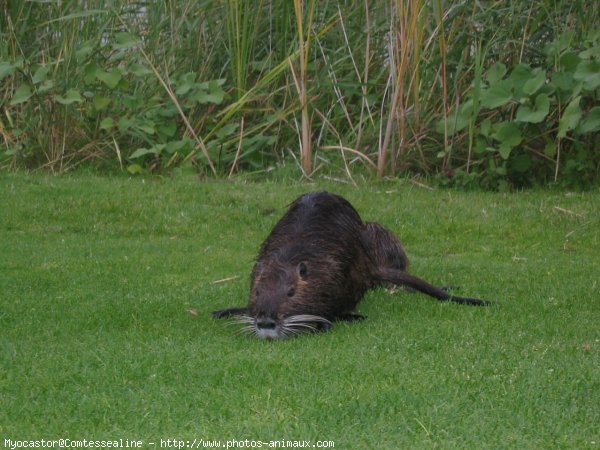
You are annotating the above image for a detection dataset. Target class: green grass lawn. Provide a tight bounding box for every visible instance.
[1,173,599,449]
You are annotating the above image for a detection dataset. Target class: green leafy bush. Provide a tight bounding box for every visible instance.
[438,31,600,189]
[1,29,227,172]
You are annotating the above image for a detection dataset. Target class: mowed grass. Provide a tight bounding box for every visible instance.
[1,173,599,449]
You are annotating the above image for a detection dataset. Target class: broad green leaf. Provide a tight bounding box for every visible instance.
[474,137,486,154]
[574,60,600,90]
[522,70,546,95]
[558,31,575,50]
[498,143,512,160]
[509,64,535,99]
[114,32,140,50]
[10,84,32,105]
[54,89,83,105]
[122,95,143,110]
[545,32,575,58]
[543,41,559,59]
[176,72,197,95]
[176,82,194,96]
[552,70,582,102]
[100,117,114,130]
[96,68,122,89]
[536,82,556,97]
[0,61,16,81]
[479,118,492,137]
[37,80,54,94]
[559,52,581,72]
[157,122,177,138]
[491,122,522,148]
[93,95,111,110]
[481,80,513,109]
[515,93,550,123]
[166,139,193,154]
[558,96,581,138]
[486,62,507,84]
[157,104,178,118]
[208,80,225,104]
[551,71,574,91]
[495,161,507,175]
[435,99,473,135]
[32,65,50,84]
[129,63,152,77]
[179,72,197,83]
[84,63,99,84]
[127,164,144,175]
[118,116,133,132]
[137,121,155,135]
[579,45,600,60]
[76,41,95,61]
[216,123,239,139]
[129,148,156,159]
[127,164,143,174]
[194,88,224,105]
[208,80,225,96]
[577,107,600,134]
[198,78,226,89]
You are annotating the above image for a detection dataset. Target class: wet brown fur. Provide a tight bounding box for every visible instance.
[212,192,489,338]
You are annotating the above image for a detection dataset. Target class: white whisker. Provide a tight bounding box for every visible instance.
[230,315,254,325]
[226,313,332,339]
[280,327,292,338]
[285,314,332,327]
[287,322,317,331]
[235,325,255,336]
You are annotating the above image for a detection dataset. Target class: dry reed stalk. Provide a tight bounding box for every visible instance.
[379,0,423,177]
[228,116,245,179]
[292,0,316,175]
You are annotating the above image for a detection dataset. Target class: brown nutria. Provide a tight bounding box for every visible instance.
[212,191,490,339]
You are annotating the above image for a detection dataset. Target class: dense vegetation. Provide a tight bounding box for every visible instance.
[1,1,599,188]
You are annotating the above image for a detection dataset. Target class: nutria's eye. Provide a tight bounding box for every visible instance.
[297,262,308,279]
[287,288,295,297]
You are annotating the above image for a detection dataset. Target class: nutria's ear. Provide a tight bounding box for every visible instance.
[297,261,308,279]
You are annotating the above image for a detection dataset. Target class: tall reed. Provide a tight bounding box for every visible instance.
[224,0,265,99]
[291,0,316,176]
[378,0,426,177]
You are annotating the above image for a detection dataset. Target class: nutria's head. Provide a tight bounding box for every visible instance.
[237,257,333,339]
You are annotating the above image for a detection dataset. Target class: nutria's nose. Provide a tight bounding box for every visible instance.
[256,317,277,330]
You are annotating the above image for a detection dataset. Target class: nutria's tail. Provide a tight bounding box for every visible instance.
[375,268,490,306]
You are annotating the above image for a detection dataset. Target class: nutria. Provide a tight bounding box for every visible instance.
[212,191,489,339]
